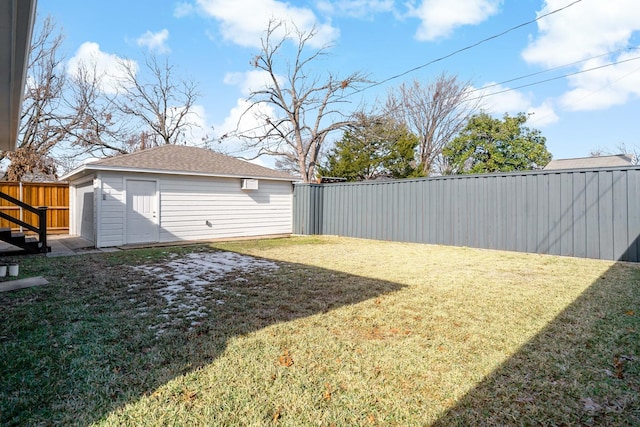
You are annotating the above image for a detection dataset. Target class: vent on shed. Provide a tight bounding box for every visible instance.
[241,179,259,190]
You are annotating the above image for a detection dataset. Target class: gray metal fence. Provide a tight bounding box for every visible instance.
[293,167,640,262]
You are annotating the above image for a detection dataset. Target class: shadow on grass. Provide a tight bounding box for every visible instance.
[0,246,405,426]
[433,259,640,426]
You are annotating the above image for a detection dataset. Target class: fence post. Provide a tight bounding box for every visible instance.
[38,206,48,253]
[19,181,23,233]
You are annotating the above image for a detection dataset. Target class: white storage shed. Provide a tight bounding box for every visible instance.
[61,145,297,248]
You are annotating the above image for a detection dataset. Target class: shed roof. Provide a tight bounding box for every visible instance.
[61,145,298,182]
[543,154,634,170]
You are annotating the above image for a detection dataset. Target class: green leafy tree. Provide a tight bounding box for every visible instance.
[318,115,422,181]
[443,112,552,174]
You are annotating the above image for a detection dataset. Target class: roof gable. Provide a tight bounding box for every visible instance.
[64,145,297,181]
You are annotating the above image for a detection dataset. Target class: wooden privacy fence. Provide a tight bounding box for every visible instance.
[293,166,640,263]
[0,182,69,234]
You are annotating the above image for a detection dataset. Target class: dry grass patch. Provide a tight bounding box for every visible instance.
[1,236,638,426]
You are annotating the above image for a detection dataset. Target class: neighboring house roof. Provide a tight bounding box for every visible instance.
[60,145,298,182]
[0,0,38,152]
[543,154,635,170]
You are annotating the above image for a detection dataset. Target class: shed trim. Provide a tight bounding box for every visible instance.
[61,164,298,183]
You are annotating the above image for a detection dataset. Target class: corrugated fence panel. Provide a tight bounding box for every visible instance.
[560,172,574,257]
[612,170,629,260]
[572,172,586,259]
[293,166,640,262]
[547,173,561,256]
[599,172,614,260]
[585,172,600,260]
[626,170,640,261]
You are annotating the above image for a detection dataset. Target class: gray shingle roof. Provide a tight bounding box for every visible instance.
[68,145,296,181]
[543,154,634,170]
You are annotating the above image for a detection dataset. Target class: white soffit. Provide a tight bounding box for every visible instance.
[0,0,37,152]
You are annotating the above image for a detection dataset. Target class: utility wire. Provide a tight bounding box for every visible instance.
[476,46,639,93]
[466,54,640,102]
[528,62,640,125]
[222,0,590,140]
[346,0,585,97]
[221,48,636,142]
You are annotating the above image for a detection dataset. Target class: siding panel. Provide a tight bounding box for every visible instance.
[86,173,292,247]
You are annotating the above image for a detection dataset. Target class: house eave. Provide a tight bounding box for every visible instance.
[0,0,38,152]
[60,164,300,183]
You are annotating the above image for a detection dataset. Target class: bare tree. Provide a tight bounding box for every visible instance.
[618,143,640,165]
[116,54,201,150]
[236,20,368,182]
[3,16,79,181]
[66,61,132,157]
[386,74,479,175]
[66,52,202,157]
[4,17,203,180]
[591,143,640,165]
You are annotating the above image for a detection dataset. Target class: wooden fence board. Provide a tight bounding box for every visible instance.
[0,182,69,234]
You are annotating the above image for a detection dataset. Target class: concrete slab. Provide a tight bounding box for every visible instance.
[49,235,94,250]
[46,239,76,257]
[46,235,96,257]
[0,276,48,292]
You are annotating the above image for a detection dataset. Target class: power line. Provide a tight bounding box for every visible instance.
[476,46,639,93]
[346,0,585,98]
[530,62,640,124]
[221,0,599,140]
[467,54,640,102]
[220,48,637,141]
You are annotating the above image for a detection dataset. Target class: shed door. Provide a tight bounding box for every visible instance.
[126,180,158,244]
[76,181,94,242]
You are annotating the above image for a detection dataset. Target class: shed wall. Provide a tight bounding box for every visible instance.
[73,172,293,248]
[158,175,292,242]
[97,173,126,247]
[69,176,96,239]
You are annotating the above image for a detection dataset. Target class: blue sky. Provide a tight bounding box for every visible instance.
[37,0,640,166]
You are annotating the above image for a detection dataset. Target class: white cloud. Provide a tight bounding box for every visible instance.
[216,71,282,162]
[559,53,640,111]
[212,97,280,168]
[67,42,137,94]
[195,0,339,48]
[522,0,640,68]
[316,0,394,18]
[170,104,210,144]
[174,2,196,17]
[526,101,559,128]
[136,29,171,54]
[223,70,280,96]
[522,1,640,112]
[215,98,275,143]
[408,0,502,41]
[477,83,559,127]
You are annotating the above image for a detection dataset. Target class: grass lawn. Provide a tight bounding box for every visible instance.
[0,236,638,426]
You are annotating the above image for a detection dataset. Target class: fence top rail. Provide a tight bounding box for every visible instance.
[0,192,46,215]
[297,165,640,187]
[0,181,68,187]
